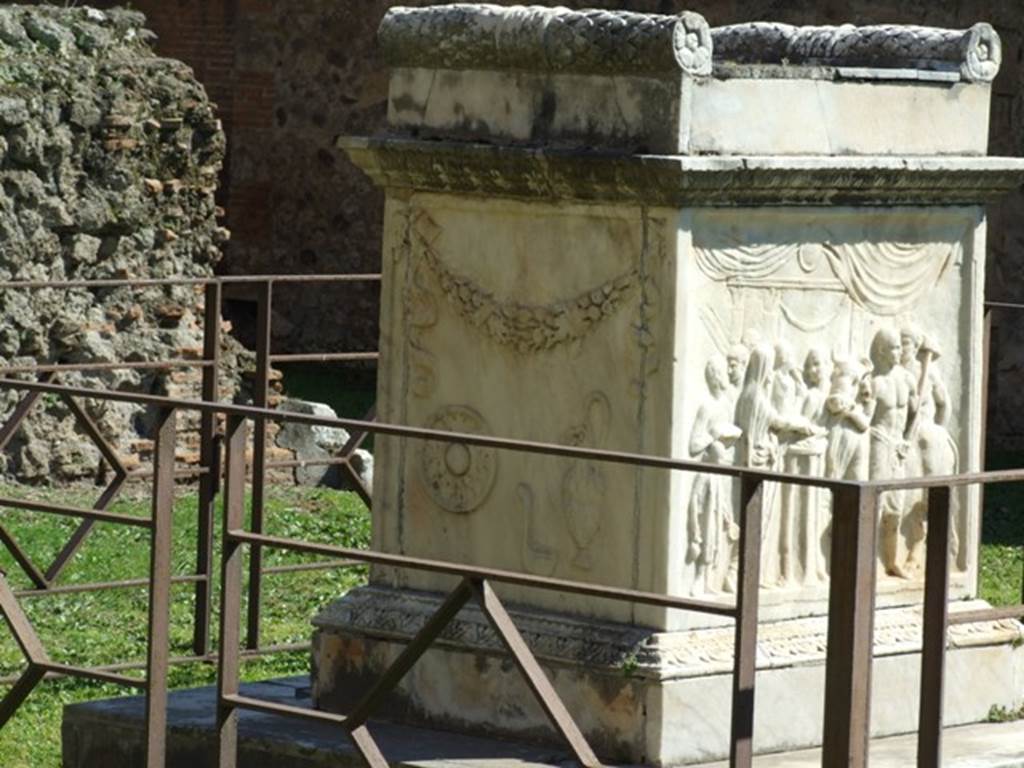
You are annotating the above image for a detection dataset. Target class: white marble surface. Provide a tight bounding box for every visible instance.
[696,720,1024,768]
[388,67,992,155]
[368,194,986,629]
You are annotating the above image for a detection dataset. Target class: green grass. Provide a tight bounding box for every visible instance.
[0,483,370,768]
[978,452,1024,607]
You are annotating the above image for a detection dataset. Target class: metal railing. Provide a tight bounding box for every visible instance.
[1,374,1022,768]
[0,287,1019,767]
[0,274,379,662]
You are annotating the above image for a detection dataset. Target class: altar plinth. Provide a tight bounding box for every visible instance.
[315,7,1024,764]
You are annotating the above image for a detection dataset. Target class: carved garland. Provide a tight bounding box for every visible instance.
[415,228,640,355]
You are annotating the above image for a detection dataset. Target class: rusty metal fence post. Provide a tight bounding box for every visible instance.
[822,485,878,768]
[247,280,272,650]
[145,408,177,768]
[194,281,222,656]
[730,476,763,768]
[217,414,248,767]
[917,485,952,767]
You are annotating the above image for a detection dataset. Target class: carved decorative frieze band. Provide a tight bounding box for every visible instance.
[379,5,713,77]
[712,22,1001,83]
[340,137,1024,207]
[316,586,1023,680]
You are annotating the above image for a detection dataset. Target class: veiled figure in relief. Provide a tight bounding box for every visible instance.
[687,357,742,594]
[734,344,822,587]
[726,344,750,403]
[867,329,920,579]
[782,349,832,584]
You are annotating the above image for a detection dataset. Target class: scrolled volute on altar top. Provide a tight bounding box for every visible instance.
[711,21,1002,82]
[378,4,713,77]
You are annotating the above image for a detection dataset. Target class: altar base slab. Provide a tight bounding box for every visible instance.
[313,586,1024,765]
[59,676,1024,768]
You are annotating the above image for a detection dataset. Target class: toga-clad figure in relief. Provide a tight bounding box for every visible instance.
[687,356,742,594]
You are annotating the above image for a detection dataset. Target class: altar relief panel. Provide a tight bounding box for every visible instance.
[682,209,980,599]
[382,194,664,623]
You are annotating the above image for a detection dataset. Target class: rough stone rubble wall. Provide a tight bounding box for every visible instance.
[0,5,249,481]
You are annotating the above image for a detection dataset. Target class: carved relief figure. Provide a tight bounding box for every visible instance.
[824,354,872,482]
[781,349,831,584]
[726,344,750,405]
[901,327,960,571]
[773,341,816,584]
[561,392,612,570]
[734,344,820,586]
[686,357,742,595]
[772,341,805,418]
[867,328,919,579]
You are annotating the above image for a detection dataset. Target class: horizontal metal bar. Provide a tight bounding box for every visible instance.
[0,643,312,687]
[268,352,379,364]
[0,274,381,290]
[127,467,209,481]
[948,605,1024,625]
[985,301,1024,311]
[15,573,206,599]
[229,530,737,617]
[218,274,382,285]
[265,457,355,470]
[7,379,1024,494]
[0,360,214,376]
[36,662,147,689]
[0,378,860,491]
[263,560,361,575]
[13,563,350,597]
[873,468,1024,492]
[221,693,348,725]
[0,496,153,528]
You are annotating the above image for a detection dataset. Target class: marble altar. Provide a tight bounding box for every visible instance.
[315,7,1024,764]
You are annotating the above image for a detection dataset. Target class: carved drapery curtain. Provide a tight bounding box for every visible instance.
[695,240,958,317]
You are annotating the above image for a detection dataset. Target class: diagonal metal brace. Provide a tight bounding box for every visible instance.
[343,577,474,767]
[0,372,55,453]
[346,578,473,730]
[0,525,49,589]
[0,572,50,729]
[470,578,603,768]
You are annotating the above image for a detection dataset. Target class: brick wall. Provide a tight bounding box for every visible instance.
[47,1,1024,444]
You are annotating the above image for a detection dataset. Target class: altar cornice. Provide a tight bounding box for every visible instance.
[339,136,1024,207]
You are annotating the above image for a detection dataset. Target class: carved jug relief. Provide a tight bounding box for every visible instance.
[561,392,612,571]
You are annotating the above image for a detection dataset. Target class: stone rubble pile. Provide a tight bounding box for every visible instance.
[0,4,247,481]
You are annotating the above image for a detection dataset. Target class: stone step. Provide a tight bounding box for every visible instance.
[62,676,1024,768]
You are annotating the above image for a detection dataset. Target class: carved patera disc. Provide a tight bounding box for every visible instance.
[421,406,497,513]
